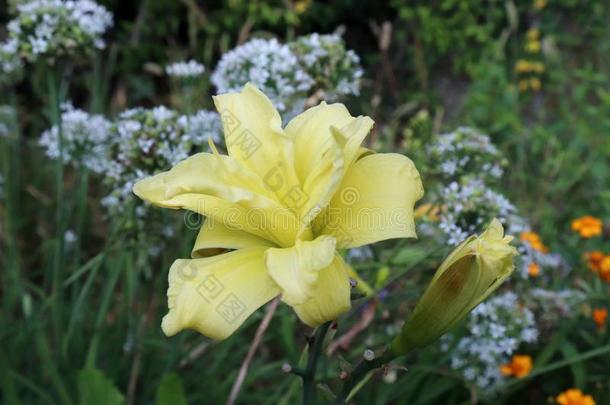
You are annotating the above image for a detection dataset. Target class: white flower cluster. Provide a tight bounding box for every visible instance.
[212,38,313,117]
[427,127,505,183]
[39,103,111,171]
[39,104,222,217]
[442,292,538,393]
[100,106,221,212]
[0,106,18,138]
[289,33,363,100]
[165,59,205,78]
[7,0,113,62]
[0,39,23,87]
[436,179,521,245]
[211,34,363,117]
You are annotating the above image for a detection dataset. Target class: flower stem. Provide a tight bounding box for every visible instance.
[47,68,66,344]
[301,321,332,405]
[335,348,396,404]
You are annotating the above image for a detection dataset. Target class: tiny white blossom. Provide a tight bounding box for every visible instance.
[8,0,113,62]
[166,60,205,78]
[211,38,313,117]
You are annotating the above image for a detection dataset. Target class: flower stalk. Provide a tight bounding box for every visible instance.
[302,321,332,405]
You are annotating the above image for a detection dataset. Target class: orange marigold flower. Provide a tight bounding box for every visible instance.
[500,355,533,378]
[593,308,608,330]
[520,231,548,253]
[585,251,605,273]
[528,263,540,277]
[556,388,595,405]
[571,216,603,238]
[599,257,610,282]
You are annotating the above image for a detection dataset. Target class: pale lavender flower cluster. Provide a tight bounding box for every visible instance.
[7,0,113,62]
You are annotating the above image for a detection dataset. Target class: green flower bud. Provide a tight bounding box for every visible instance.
[392,219,517,355]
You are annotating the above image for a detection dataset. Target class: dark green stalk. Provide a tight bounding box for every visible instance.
[301,322,331,405]
[335,348,397,404]
[47,68,67,343]
[1,90,22,312]
[72,167,89,267]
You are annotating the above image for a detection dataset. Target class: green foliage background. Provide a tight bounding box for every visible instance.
[1,0,609,404]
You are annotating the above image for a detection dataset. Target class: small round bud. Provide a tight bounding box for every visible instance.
[349,278,358,288]
[363,349,375,361]
[281,363,292,374]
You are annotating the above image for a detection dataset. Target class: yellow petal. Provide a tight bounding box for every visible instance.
[331,116,374,170]
[192,219,276,258]
[297,131,345,230]
[285,101,355,183]
[286,105,374,230]
[213,83,303,209]
[162,247,279,340]
[132,152,299,247]
[265,235,336,305]
[317,153,424,249]
[293,254,352,327]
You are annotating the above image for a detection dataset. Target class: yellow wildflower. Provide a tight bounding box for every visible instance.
[294,0,311,14]
[519,79,530,93]
[526,40,541,53]
[500,355,533,378]
[392,219,517,354]
[133,83,424,339]
[526,29,540,41]
[530,78,542,91]
[571,215,603,238]
[556,388,596,405]
[533,0,547,10]
[414,203,441,222]
[532,61,545,73]
[515,60,531,73]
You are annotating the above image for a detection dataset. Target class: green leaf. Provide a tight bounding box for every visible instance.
[560,342,586,388]
[156,373,187,405]
[77,368,124,405]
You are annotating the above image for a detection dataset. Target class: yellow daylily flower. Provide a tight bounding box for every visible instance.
[133,83,424,340]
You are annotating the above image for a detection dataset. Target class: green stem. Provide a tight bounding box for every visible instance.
[47,69,66,343]
[302,322,331,405]
[0,91,22,312]
[72,167,89,267]
[335,348,396,404]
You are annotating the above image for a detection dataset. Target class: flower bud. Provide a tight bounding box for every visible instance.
[392,219,517,355]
